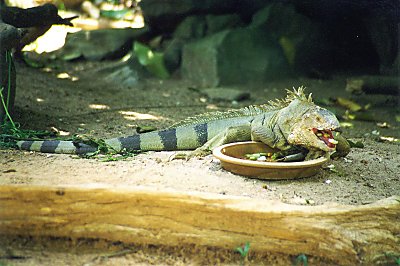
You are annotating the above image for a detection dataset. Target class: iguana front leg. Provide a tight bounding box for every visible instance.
[250,123,291,151]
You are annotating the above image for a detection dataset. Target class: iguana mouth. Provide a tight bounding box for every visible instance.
[312,128,338,148]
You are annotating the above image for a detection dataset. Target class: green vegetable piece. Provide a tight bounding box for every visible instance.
[348,139,364,148]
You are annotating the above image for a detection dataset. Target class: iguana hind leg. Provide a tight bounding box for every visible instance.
[183,124,252,158]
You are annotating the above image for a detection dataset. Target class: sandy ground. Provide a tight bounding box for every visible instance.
[1,60,399,265]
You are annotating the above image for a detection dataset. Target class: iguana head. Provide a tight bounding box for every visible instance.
[278,89,341,152]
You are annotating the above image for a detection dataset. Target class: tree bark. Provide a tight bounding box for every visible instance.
[1,4,75,28]
[0,185,399,265]
[0,22,19,123]
[0,3,77,123]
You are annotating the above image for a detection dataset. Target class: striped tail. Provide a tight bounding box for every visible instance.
[17,140,98,154]
[16,124,209,154]
[16,116,253,154]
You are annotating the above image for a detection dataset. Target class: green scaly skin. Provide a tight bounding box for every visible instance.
[16,87,350,159]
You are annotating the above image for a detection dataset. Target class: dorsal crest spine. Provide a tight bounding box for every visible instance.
[169,86,312,128]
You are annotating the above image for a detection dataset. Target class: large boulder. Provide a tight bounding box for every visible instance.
[55,27,149,61]
[173,14,243,40]
[363,15,399,75]
[181,27,291,87]
[205,14,245,35]
[164,13,244,73]
[92,55,149,88]
[250,3,326,73]
[172,16,207,40]
[139,0,267,34]
[163,38,186,73]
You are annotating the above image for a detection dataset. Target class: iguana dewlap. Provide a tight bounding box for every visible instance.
[17,87,350,158]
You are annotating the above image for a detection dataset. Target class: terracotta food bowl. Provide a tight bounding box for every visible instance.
[212,141,329,180]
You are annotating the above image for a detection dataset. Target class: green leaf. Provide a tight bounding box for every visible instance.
[134,42,152,66]
[235,242,250,258]
[100,9,130,20]
[243,241,250,255]
[235,246,244,256]
[146,52,170,79]
[133,42,170,79]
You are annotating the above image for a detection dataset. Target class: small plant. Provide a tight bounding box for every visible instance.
[0,120,55,149]
[0,90,134,160]
[384,252,400,265]
[73,135,136,161]
[0,87,54,149]
[293,253,308,266]
[1,50,14,125]
[235,241,250,266]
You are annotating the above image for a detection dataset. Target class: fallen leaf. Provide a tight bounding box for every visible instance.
[340,122,354,128]
[377,122,391,128]
[336,97,362,112]
[3,169,16,173]
[379,136,399,143]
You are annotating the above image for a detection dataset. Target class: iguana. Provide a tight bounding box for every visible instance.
[16,87,350,159]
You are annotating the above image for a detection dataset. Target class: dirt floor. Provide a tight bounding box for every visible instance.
[1,60,399,265]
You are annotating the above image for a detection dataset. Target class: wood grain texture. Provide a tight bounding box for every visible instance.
[0,185,399,265]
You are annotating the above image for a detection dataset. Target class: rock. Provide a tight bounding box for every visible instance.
[173,14,244,40]
[290,1,395,74]
[163,38,185,73]
[205,14,244,35]
[140,0,235,33]
[166,13,244,73]
[182,27,291,87]
[173,16,207,40]
[363,15,399,75]
[139,0,266,34]
[202,88,250,102]
[250,3,319,70]
[104,64,140,87]
[55,27,149,61]
[94,56,149,88]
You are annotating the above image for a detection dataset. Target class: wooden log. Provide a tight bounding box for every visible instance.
[0,185,399,265]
